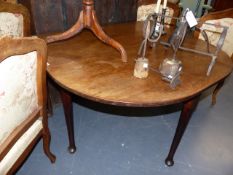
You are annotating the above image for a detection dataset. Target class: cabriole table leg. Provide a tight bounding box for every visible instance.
[165,95,200,166]
[59,88,77,153]
[212,79,225,106]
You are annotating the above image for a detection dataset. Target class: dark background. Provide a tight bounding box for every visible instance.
[18,0,233,34]
[18,0,138,34]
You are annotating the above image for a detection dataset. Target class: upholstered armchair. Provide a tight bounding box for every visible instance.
[197,8,233,60]
[0,37,55,175]
[137,0,181,26]
[0,1,31,36]
[0,1,55,116]
[195,8,233,105]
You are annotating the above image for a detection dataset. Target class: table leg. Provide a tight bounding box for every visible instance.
[212,79,225,106]
[165,95,200,166]
[59,88,77,153]
[46,76,53,116]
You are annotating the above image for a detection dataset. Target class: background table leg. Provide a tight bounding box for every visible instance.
[212,79,225,106]
[46,0,127,62]
[46,76,53,116]
[165,95,200,166]
[59,88,77,153]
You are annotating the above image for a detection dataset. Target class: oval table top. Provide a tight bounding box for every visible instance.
[47,22,233,107]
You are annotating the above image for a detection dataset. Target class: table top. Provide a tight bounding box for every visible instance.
[47,22,232,107]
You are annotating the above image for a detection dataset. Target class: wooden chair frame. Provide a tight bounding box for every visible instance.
[194,8,233,105]
[198,8,233,24]
[0,37,55,174]
[195,8,233,41]
[0,1,31,36]
[0,1,54,116]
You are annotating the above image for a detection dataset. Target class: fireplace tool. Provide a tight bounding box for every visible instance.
[136,6,183,89]
[136,6,228,89]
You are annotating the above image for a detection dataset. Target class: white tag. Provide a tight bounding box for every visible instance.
[185,10,198,28]
[155,23,160,31]
[143,62,148,68]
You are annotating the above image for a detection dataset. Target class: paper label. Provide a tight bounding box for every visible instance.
[143,62,149,68]
[155,23,160,31]
[185,10,198,28]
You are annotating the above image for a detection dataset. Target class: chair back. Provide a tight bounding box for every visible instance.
[196,8,233,59]
[0,1,31,36]
[0,37,55,174]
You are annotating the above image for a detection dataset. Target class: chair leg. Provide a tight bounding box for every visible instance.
[42,128,56,163]
[212,80,225,106]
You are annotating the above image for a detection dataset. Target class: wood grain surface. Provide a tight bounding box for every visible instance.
[46,22,233,107]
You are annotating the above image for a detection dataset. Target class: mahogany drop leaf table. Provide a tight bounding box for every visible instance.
[46,22,232,166]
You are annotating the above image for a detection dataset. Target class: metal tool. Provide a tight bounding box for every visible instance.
[137,7,228,89]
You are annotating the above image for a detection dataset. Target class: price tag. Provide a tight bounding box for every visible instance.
[143,62,149,68]
[155,23,160,31]
[185,10,198,28]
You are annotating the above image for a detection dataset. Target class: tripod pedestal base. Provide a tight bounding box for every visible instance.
[46,0,127,62]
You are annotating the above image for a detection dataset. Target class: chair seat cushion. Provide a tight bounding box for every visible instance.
[0,118,43,175]
[0,12,23,37]
[199,18,233,57]
[0,51,38,145]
